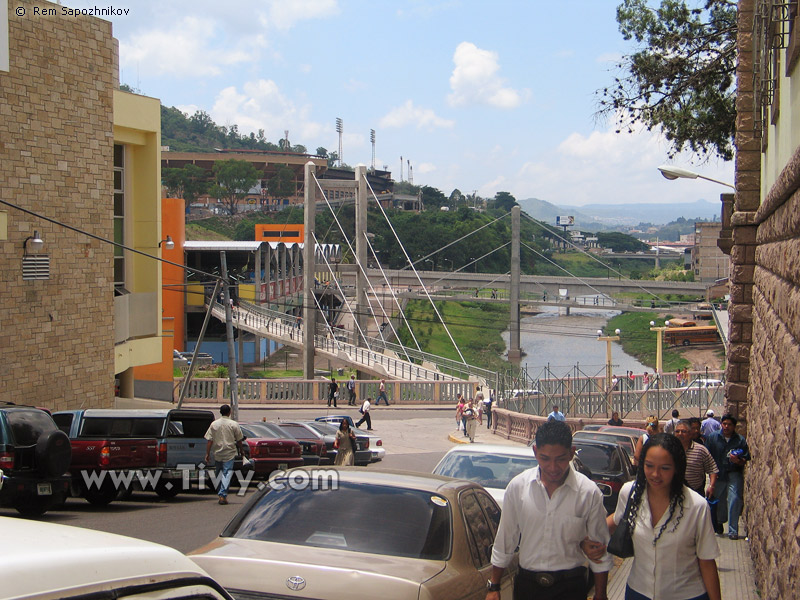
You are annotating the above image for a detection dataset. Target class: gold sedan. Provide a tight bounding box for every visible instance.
[190,468,516,599]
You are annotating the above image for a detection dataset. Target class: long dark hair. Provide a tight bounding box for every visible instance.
[626,433,687,544]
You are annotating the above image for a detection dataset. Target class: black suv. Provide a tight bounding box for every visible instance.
[0,402,72,516]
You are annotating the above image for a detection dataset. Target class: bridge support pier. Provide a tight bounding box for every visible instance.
[508,206,521,361]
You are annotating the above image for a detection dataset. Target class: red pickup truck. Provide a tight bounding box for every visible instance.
[53,410,159,506]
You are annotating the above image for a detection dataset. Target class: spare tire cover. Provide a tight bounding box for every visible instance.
[36,430,72,477]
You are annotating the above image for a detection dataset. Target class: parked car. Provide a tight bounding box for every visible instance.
[0,517,233,600]
[0,403,72,516]
[573,430,636,461]
[271,422,325,466]
[52,409,247,499]
[179,351,214,368]
[190,469,516,599]
[682,378,724,389]
[314,415,385,462]
[239,422,303,478]
[172,349,189,369]
[288,421,372,466]
[52,410,158,506]
[572,439,635,513]
[433,444,592,508]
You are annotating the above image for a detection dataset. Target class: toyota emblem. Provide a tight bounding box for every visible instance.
[286,576,306,591]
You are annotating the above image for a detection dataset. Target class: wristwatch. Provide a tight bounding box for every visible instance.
[486,580,501,592]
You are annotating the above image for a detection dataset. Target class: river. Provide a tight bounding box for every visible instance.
[501,304,649,379]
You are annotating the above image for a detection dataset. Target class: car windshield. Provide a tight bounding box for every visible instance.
[574,444,622,473]
[306,422,337,436]
[434,452,537,489]
[229,481,451,560]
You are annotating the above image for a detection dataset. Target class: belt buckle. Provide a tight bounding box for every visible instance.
[534,573,555,587]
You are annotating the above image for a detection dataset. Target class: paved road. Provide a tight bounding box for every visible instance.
[0,407,523,553]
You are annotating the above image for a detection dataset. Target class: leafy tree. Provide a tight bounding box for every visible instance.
[267,165,296,201]
[162,164,209,209]
[316,147,328,158]
[449,189,462,207]
[327,151,340,168]
[211,159,261,215]
[493,191,518,212]
[595,231,649,252]
[596,0,737,160]
[421,185,447,209]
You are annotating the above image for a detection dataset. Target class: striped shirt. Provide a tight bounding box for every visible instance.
[684,441,718,490]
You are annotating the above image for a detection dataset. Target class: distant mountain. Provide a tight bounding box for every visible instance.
[517,197,720,228]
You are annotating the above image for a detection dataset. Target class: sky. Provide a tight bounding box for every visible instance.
[60,0,735,207]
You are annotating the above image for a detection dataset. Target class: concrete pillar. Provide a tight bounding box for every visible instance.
[508,206,521,360]
[355,165,368,346]
[303,162,317,380]
[255,243,262,303]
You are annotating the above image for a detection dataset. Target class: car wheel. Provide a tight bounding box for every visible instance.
[14,492,62,517]
[83,479,118,506]
[155,479,181,499]
[35,430,72,477]
[682,339,691,346]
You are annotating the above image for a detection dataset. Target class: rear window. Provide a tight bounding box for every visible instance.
[7,410,57,446]
[242,423,291,439]
[80,418,164,437]
[575,444,621,473]
[435,452,537,489]
[229,482,452,560]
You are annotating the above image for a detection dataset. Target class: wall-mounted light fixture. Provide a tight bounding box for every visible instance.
[158,235,175,250]
[22,230,44,254]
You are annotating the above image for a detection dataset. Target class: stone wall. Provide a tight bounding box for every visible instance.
[0,1,116,409]
[745,144,800,598]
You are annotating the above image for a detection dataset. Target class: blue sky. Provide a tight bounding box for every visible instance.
[62,0,735,207]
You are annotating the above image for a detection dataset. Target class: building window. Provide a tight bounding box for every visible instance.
[113,144,126,290]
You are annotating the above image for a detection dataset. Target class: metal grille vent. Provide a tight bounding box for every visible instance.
[22,255,50,280]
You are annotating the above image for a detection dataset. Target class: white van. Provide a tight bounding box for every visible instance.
[0,517,232,600]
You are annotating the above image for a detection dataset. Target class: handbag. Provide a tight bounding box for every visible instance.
[607,489,636,558]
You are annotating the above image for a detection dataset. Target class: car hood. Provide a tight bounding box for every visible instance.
[190,538,445,597]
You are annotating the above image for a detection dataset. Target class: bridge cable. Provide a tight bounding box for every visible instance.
[365,179,467,365]
[519,212,671,304]
[520,241,615,301]
[311,177,417,364]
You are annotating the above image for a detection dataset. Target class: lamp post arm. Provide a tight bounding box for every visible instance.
[697,175,735,189]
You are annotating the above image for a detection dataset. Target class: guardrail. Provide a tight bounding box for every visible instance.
[174,378,479,404]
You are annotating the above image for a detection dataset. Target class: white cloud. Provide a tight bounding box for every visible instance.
[119,17,257,78]
[417,162,437,174]
[596,52,622,64]
[448,42,525,109]
[379,100,455,130]
[508,122,734,206]
[210,79,323,143]
[266,0,339,29]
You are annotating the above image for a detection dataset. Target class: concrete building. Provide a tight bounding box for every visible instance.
[1,0,165,409]
[722,0,800,595]
[691,221,727,282]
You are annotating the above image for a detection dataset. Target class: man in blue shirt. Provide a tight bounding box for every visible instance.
[547,405,566,422]
[706,413,751,540]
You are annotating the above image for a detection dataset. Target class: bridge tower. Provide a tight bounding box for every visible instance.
[302,161,317,379]
[508,205,522,361]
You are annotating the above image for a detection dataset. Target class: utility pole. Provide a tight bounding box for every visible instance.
[303,161,317,379]
[508,205,521,361]
[220,251,239,420]
[355,165,368,347]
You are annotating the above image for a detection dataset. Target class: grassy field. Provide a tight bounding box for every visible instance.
[603,312,691,371]
[398,300,511,372]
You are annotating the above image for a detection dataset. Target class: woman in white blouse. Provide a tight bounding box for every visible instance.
[609,433,721,600]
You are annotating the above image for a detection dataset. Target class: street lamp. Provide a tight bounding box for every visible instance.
[425,258,434,271]
[649,319,671,374]
[597,328,621,395]
[657,165,735,189]
[444,258,453,271]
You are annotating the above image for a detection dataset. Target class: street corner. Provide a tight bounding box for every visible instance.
[448,431,472,444]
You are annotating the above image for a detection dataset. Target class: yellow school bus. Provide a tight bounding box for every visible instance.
[665,319,720,346]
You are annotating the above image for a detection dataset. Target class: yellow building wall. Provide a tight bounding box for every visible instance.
[113,89,164,374]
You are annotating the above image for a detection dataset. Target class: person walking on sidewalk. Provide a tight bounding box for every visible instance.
[375,379,390,405]
[455,393,467,435]
[346,375,357,405]
[486,420,612,600]
[327,377,338,408]
[203,404,244,505]
[674,420,718,498]
[463,400,480,442]
[706,414,751,540]
[602,433,721,600]
[355,397,372,430]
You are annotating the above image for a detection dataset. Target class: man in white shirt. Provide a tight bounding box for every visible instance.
[547,405,566,422]
[204,404,244,505]
[355,397,372,430]
[486,420,611,600]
